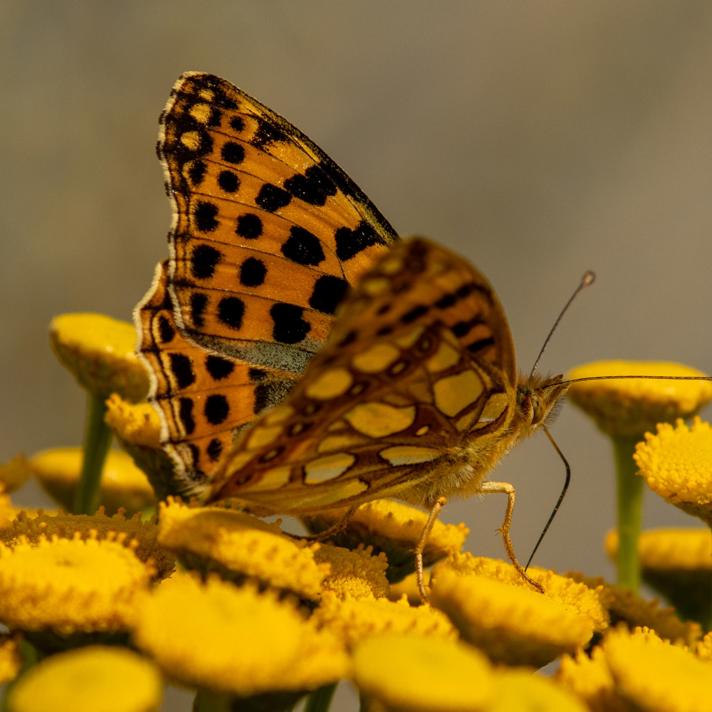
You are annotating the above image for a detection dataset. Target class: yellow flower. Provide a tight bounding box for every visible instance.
[0,634,20,684]
[0,535,151,634]
[4,508,174,578]
[312,591,456,649]
[7,646,162,712]
[605,527,712,625]
[634,418,712,525]
[489,670,587,712]
[157,499,327,599]
[567,360,712,437]
[104,394,161,448]
[304,499,468,581]
[104,394,177,498]
[430,556,606,667]
[133,573,348,696]
[353,634,493,712]
[557,647,628,712]
[49,313,149,402]
[697,631,712,661]
[0,456,31,494]
[568,572,701,646]
[603,626,712,712]
[314,543,390,599]
[25,447,155,515]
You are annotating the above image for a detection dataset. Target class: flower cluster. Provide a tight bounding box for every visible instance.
[0,317,710,711]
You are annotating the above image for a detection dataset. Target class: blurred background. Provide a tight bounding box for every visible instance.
[2,1,711,708]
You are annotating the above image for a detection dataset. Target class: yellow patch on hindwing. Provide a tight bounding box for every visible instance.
[305,368,353,400]
[344,403,416,437]
[352,343,400,373]
[304,453,356,483]
[433,370,483,417]
[379,446,441,466]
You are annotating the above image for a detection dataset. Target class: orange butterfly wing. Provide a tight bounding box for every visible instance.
[135,73,398,494]
[209,238,518,512]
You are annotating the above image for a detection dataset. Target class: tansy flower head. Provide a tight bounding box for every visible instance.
[304,499,468,581]
[24,447,155,515]
[353,634,493,712]
[4,508,174,578]
[0,634,20,684]
[557,647,628,712]
[104,394,178,499]
[133,573,348,697]
[314,543,390,599]
[7,646,162,712]
[603,626,712,712]
[567,360,712,437]
[430,555,607,667]
[634,418,712,525]
[605,527,712,625]
[158,499,327,600]
[0,455,31,494]
[568,571,701,646]
[49,313,149,402]
[489,670,587,712]
[696,631,712,661]
[312,591,455,649]
[0,535,152,636]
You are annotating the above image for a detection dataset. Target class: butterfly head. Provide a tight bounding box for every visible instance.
[516,374,569,434]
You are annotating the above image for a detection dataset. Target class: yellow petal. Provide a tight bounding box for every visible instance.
[158,499,327,600]
[27,447,155,515]
[634,418,712,524]
[603,626,712,712]
[490,670,587,712]
[353,634,493,712]
[133,574,348,695]
[50,313,149,401]
[7,646,162,712]
[567,360,712,437]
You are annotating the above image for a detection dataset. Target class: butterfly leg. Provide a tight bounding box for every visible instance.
[479,481,544,593]
[415,496,448,602]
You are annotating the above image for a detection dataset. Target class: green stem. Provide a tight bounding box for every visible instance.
[73,392,112,514]
[304,684,336,712]
[613,435,644,591]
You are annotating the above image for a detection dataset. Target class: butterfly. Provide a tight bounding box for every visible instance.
[136,72,567,591]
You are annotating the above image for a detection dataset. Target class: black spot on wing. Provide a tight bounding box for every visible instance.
[194,201,219,232]
[256,183,291,212]
[217,297,245,330]
[309,275,349,314]
[270,303,310,344]
[205,355,235,381]
[169,353,196,389]
[283,165,337,206]
[191,244,222,279]
[190,293,208,328]
[205,394,229,425]
[239,257,267,286]
[334,220,385,260]
[281,227,325,266]
[236,213,263,239]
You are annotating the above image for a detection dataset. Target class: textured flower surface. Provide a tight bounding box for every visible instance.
[133,573,349,696]
[7,646,162,712]
[0,535,152,635]
[567,360,712,437]
[634,418,712,524]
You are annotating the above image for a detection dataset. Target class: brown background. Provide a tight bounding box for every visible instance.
[2,2,711,709]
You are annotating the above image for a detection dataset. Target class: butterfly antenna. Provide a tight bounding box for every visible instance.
[528,271,596,381]
[526,424,570,569]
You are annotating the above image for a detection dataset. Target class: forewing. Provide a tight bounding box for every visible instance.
[158,72,398,371]
[210,238,517,512]
[135,72,398,490]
